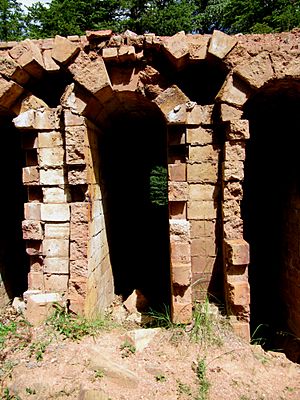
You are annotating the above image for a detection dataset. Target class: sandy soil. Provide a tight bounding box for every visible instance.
[1,306,300,400]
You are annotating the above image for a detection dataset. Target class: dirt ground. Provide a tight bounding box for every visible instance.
[1,304,300,400]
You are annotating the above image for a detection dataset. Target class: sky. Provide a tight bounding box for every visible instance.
[20,0,49,8]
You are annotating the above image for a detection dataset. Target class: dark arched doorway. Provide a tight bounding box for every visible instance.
[98,92,171,310]
[0,116,28,306]
[243,80,300,361]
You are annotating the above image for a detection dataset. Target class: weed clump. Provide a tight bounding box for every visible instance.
[47,304,106,341]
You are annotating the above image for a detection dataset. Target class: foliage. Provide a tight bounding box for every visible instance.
[149,165,168,207]
[0,0,24,41]
[195,358,210,400]
[46,303,106,341]
[1,388,21,400]
[120,340,136,357]
[0,321,16,349]
[29,340,49,361]
[26,0,121,38]
[147,304,178,328]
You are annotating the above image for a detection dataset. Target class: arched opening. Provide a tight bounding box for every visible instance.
[0,116,28,306]
[243,80,300,361]
[96,92,171,310]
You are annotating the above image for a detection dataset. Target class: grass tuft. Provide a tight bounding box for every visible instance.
[47,303,106,341]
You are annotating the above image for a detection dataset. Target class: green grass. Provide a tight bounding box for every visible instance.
[147,304,183,329]
[195,358,210,400]
[190,299,222,346]
[1,388,21,400]
[46,304,107,341]
[120,340,136,358]
[0,322,17,349]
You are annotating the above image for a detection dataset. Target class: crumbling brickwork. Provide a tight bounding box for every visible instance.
[0,28,300,341]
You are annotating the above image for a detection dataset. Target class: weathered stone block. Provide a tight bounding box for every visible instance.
[223,161,244,182]
[220,103,243,122]
[22,166,39,185]
[191,237,216,258]
[43,239,69,257]
[44,274,69,292]
[225,120,250,141]
[171,263,191,286]
[172,300,192,324]
[224,239,250,266]
[154,85,189,124]
[14,109,60,130]
[22,220,43,240]
[70,240,88,260]
[187,162,218,184]
[223,217,244,240]
[45,223,70,239]
[68,51,112,100]
[0,77,24,109]
[222,199,241,222]
[162,31,189,70]
[189,145,219,163]
[25,292,62,325]
[9,39,45,78]
[71,202,90,223]
[186,105,213,126]
[231,320,250,341]
[224,141,246,161]
[169,219,190,240]
[71,221,89,242]
[86,30,112,41]
[40,168,65,185]
[28,272,44,291]
[66,145,86,165]
[190,220,215,238]
[118,45,135,62]
[234,51,274,89]
[64,110,85,126]
[102,47,118,61]
[186,127,213,145]
[52,35,80,64]
[168,163,186,181]
[68,166,88,185]
[38,147,64,167]
[44,257,69,274]
[208,30,237,59]
[187,34,209,61]
[223,181,243,201]
[168,181,189,202]
[41,204,70,222]
[228,279,250,306]
[187,200,217,220]
[24,203,41,220]
[171,240,191,265]
[189,184,216,201]
[43,187,69,203]
[38,131,63,148]
[216,75,250,108]
[0,54,30,85]
[43,49,60,71]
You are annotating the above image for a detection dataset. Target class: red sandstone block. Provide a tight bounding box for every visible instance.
[168,181,189,202]
[64,110,85,126]
[52,35,80,64]
[22,220,43,240]
[224,239,250,266]
[228,280,250,306]
[168,163,186,181]
[44,274,69,293]
[170,241,191,264]
[172,301,192,324]
[70,241,88,260]
[171,263,191,286]
[70,202,90,223]
[191,237,216,258]
[231,320,250,341]
[24,203,41,220]
[22,166,39,185]
[29,256,43,272]
[28,271,44,290]
[191,256,215,274]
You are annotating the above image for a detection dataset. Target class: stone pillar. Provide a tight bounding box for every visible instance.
[222,119,251,340]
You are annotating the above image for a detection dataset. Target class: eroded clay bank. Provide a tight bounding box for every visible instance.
[0,28,300,348]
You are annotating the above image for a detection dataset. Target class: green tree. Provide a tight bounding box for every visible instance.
[0,0,24,41]
[222,0,300,33]
[26,0,121,38]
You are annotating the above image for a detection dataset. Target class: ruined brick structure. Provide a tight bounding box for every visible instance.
[0,28,300,341]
